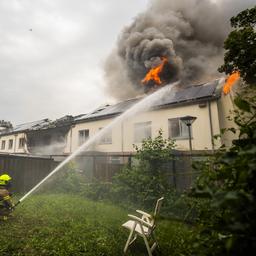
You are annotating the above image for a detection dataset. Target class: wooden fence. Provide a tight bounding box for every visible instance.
[0,154,58,193]
[0,152,211,193]
[75,152,210,190]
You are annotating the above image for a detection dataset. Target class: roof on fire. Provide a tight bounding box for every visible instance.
[75,79,221,123]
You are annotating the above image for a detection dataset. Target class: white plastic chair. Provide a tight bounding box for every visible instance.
[122,197,164,256]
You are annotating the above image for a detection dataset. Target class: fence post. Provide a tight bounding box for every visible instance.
[172,158,176,189]
[92,155,96,179]
[128,154,132,168]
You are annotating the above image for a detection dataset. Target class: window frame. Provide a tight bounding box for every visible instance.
[78,129,89,146]
[1,140,6,150]
[168,118,190,139]
[8,139,13,149]
[134,121,152,143]
[18,138,25,149]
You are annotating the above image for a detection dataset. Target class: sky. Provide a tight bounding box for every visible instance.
[0,0,253,126]
[0,0,148,125]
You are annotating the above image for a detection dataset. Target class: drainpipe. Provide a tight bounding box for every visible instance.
[121,121,124,153]
[69,126,73,154]
[14,134,17,153]
[208,101,215,151]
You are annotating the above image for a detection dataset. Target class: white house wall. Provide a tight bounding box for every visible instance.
[0,133,28,154]
[64,119,122,154]
[217,91,238,147]
[65,100,222,154]
[122,101,221,152]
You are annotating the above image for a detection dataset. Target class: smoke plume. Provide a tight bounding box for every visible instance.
[104,0,255,100]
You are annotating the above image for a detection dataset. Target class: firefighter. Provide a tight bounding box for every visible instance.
[0,174,14,221]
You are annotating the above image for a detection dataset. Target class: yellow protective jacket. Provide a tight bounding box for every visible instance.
[0,187,13,208]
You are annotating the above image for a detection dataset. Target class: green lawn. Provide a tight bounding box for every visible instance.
[0,194,192,256]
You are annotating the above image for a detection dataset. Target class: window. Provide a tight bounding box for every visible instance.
[134,121,152,143]
[1,140,5,150]
[98,128,112,144]
[168,118,189,139]
[78,129,89,145]
[19,138,25,149]
[8,139,13,149]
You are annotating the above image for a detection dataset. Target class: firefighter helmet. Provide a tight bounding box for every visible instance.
[0,174,12,186]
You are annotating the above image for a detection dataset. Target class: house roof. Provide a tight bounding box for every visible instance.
[74,98,140,122]
[154,80,219,107]
[0,115,77,136]
[0,119,51,135]
[75,79,221,123]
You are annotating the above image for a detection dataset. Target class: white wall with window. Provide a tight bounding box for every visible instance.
[64,118,122,154]
[121,101,221,152]
[65,99,222,154]
[0,133,28,154]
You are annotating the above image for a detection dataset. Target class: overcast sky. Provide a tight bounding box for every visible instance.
[0,0,149,125]
[1,0,251,126]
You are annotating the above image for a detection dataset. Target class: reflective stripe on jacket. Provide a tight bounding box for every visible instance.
[0,188,12,208]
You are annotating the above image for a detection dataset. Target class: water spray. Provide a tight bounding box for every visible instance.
[14,82,178,207]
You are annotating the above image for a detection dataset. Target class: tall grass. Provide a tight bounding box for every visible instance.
[0,194,193,256]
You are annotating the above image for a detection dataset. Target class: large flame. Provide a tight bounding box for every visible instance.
[223,71,240,94]
[141,57,169,85]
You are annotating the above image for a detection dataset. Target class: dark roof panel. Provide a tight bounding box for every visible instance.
[156,80,218,107]
[76,79,220,122]
[75,98,139,121]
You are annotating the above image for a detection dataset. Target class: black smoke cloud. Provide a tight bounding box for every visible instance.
[104,0,255,100]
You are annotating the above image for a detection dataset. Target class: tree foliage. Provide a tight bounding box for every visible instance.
[218,6,256,85]
[191,6,256,255]
[191,93,256,255]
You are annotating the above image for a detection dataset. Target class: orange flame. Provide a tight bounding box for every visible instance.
[223,71,240,94]
[141,57,168,85]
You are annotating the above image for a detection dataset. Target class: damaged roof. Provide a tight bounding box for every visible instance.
[75,79,220,123]
[0,119,51,135]
[153,79,219,108]
[0,115,77,136]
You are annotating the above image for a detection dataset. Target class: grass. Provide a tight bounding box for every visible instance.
[0,194,193,256]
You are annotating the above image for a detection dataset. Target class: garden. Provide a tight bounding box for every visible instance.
[1,193,193,256]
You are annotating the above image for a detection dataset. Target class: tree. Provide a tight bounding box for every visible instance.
[111,129,176,208]
[190,7,256,255]
[218,6,256,85]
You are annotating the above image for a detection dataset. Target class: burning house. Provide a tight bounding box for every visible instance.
[0,0,248,157]
[0,116,77,155]
[62,78,238,155]
[0,76,239,157]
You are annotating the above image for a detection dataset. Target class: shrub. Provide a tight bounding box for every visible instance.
[190,93,256,255]
[110,129,176,209]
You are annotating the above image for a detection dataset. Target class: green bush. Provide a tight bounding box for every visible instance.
[42,161,88,194]
[190,94,256,255]
[110,129,176,209]
[80,181,112,201]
